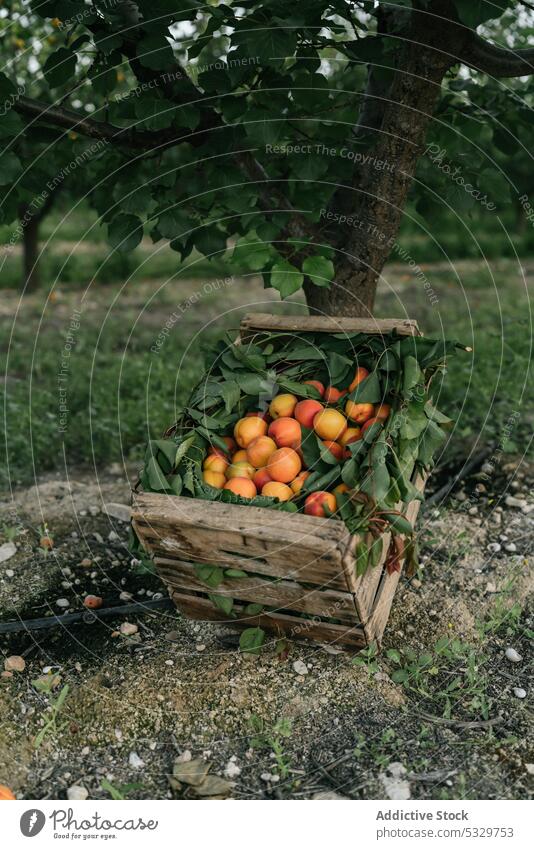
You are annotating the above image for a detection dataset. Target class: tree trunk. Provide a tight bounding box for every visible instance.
[305,13,455,317]
[22,212,40,292]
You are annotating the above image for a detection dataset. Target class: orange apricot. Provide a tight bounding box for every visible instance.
[322,440,344,462]
[222,435,237,453]
[361,416,383,434]
[374,403,391,420]
[266,447,302,483]
[313,408,347,441]
[323,386,347,404]
[226,461,255,480]
[247,435,277,467]
[224,477,257,499]
[348,366,369,392]
[303,380,325,397]
[294,399,324,429]
[290,470,310,494]
[262,481,293,502]
[269,393,298,419]
[304,491,337,517]
[234,416,268,448]
[203,453,229,475]
[344,401,374,424]
[339,427,362,447]
[203,470,226,489]
[232,449,249,463]
[334,483,350,495]
[268,416,302,448]
[0,784,16,800]
[253,468,272,491]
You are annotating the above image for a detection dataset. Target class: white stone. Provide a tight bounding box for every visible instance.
[487,543,501,553]
[108,530,120,542]
[505,496,527,509]
[120,622,138,636]
[104,503,131,523]
[128,752,145,769]
[176,750,192,763]
[0,542,16,563]
[380,763,410,800]
[5,569,14,578]
[4,655,25,673]
[513,688,526,699]
[119,591,133,602]
[293,660,308,676]
[504,543,517,553]
[67,785,88,800]
[224,761,241,779]
[56,598,69,608]
[505,648,522,663]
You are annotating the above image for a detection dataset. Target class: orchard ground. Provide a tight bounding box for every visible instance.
[0,255,532,799]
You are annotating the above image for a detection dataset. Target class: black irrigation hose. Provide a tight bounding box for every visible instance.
[422,446,494,511]
[0,597,175,635]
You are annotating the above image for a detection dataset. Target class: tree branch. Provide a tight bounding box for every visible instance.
[458,33,534,78]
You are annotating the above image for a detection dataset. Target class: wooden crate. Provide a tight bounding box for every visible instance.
[132,314,425,650]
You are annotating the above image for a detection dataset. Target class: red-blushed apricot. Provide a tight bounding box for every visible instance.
[222,435,237,453]
[294,399,324,429]
[349,366,369,393]
[232,449,248,463]
[266,447,302,483]
[334,483,350,506]
[374,403,391,420]
[322,440,344,462]
[290,470,310,494]
[226,461,255,480]
[0,785,16,800]
[345,400,374,424]
[246,410,270,421]
[268,416,301,448]
[262,481,293,502]
[253,468,272,491]
[203,454,229,475]
[361,416,383,435]
[323,386,347,404]
[84,594,103,609]
[203,470,226,489]
[313,408,347,441]
[247,435,277,468]
[269,393,297,419]
[234,416,268,448]
[304,491,337,517]
[339,427,362,447]
[224,477,257,499]
[303,380,325,397]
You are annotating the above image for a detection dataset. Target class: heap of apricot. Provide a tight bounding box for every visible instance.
[200,368,391,518]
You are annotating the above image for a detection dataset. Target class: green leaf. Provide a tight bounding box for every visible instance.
[239,627,266,654]
[418,419,446,467]
[391,669,410,684]
[455,0,511,27]
[347,371,382,403]
[244,603,264,616]
[234,232,271,270]
[225,568,248,578]
[108,213,143,253]
[381,513,413,535]
[302,255,334,288]
[220,380,241,414]
[361,460,391,504]
[208,593,233,615]
[402,356,423,395]
[194,564,224,588]
[146,456,170,491]
[270,261,304,298]
[43,48,77,88]
[168,475,183,496]
[0,152,22,185]
[137,33,175,70]
[355,540,369,576]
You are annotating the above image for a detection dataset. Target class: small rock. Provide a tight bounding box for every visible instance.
[56,598,69,608]
[119,591,133,602]
[176,750,192,763]
[4,655,25,673]
[505,495,527,509]
[525,764,534,776]
[411,578,422,589]
[505,648,522,663]
[108,530,120,542]
[504,543,517,553]
[5,569,14,578]
[0,542,17,563]
[521,503,534,515]
[196,644,206,652]
[89,506,99,516]
[481,462,494,475]
[293,660,308,676]
[486,542,501,553]
[224,760,241,779]
[468,507,478,516]
[513,688,526,699]
[380,762,411,800]
[120,622,138,636]
[67,785,88,801]
[104,503,131,523]
[128,752,145,769]
[93,532,104,543]
[1,671,13,679]
[80,558,92,568]
[455,490,467,502]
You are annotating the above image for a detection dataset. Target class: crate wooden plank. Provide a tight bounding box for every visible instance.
[240,313,420,337]
[171,590,366,648]
[155,559,358,623]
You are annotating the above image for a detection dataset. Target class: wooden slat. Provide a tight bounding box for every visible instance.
[240,313,420,337]
[155,559,358,623]
[171,590,366,648]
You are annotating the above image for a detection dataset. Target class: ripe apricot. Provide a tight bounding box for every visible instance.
[253,468,272,491]
[290,470,310,494]
[334,483,350,506]
[268,416,302,448]
[374,403,391,420]
[322,440,344,462]
[247,436,277,467]
[224,477,257,499]
[303,380,325,397]
[0,784,15,800]
[345,401,374,424]
[304,491,337,517]
[222,436,237,453]
[323,386,347,404]
[203,470,226,489]
[313,408,347,441]
[232,449,249,463]
[349,366,369,392]
[84,594,103,609]
[226,461,255,480]
[339,427,362,447]
[262,481,293,502]
[203,453,229,475]
[234,416,267,448]
[294,399,324,429]
[266,447,302,483]
[361,416,383,434]
[269,393,298,419]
